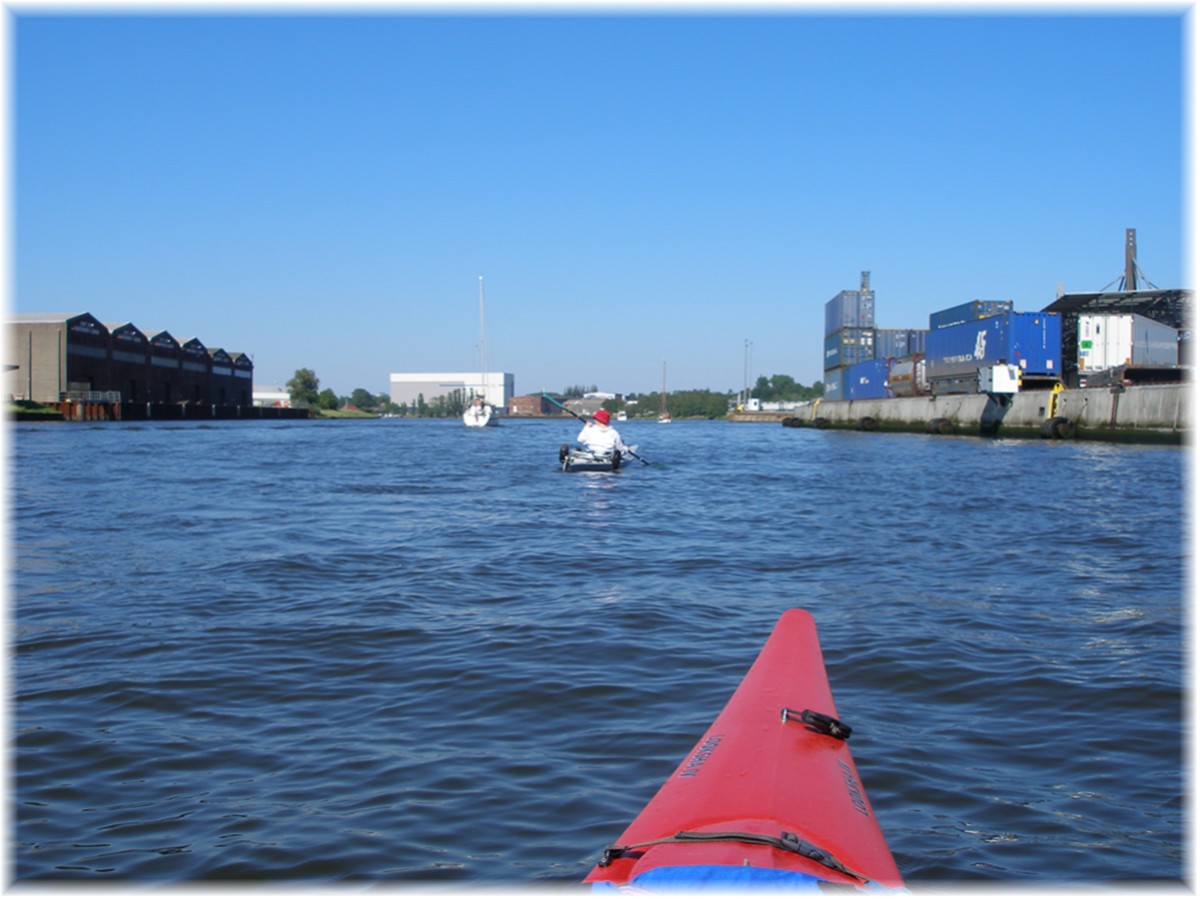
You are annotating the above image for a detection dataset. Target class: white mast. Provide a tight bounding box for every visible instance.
[478,275,488,404]
[659,360,671,422]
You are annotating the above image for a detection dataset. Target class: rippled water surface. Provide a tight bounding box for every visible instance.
[11,418,1186,887]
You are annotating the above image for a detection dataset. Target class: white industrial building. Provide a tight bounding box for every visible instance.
[389,372,513,409]
[253,386,291,408]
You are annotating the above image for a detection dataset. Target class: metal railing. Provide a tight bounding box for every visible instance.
[59,391,122,403]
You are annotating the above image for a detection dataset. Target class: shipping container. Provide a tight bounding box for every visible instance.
[825,290,876,336]
[824,328,876,369]
[1077,313,1178,373]
[977,364,1021,393]
[929,299,1013,331]
[888,355,928,397]
[926,312,1062,390]
[822,367,847,402]
[873,328,911,360]
[874,328,928,360]
[845,358,891,400]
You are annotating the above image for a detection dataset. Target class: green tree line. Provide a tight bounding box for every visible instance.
[751,375,825,403]
[612,376,823,419]
[285,370,823,418]
[617,390,730,419]
[287,369,395,414]
[287,368,473,417]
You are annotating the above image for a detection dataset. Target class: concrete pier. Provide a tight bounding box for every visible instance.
[13,401,312,422]
[769,383,1189,443]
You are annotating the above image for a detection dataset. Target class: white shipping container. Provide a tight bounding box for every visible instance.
[1077,314,1178,373]
[977,364,1021,393]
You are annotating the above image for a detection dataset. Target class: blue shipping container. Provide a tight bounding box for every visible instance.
[873,328,929,359]
[822,367,847,401]
[825,290,876,336]
[929,299,1014,331]
[845,358,891,400]
[874,328,912,359]
[824,328,875,369]
[909,329,928,356]
[926,312,1062,382]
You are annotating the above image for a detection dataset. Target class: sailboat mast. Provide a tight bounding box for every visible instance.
[478,276,488,403]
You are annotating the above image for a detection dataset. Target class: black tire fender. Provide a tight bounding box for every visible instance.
[1041,416,1076,440]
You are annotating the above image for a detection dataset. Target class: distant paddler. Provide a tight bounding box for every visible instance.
[577,409,631,458]
[543,393,651,466]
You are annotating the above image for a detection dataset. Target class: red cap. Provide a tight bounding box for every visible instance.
[594,409,611,425]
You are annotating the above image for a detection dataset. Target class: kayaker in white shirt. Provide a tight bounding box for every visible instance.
[577,409,629,458]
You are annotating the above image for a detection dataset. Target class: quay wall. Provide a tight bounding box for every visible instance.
[13,401,311,422]
[768,383,1190,443]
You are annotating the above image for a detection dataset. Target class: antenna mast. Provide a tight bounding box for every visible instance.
[1124,229,1138,290]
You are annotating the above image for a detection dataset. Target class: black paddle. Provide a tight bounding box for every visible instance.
[541,393,650,466]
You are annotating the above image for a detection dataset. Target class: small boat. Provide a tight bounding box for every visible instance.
[464,276,500,428]
[559,444,636,472]
[462,397,494,428]
[583,608,904,893]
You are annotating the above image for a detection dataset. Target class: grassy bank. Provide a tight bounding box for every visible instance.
[314,409,379,419]
[8,401,62,421]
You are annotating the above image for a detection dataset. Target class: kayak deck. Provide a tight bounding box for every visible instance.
[559,444,631,472]
[583,609,904,892]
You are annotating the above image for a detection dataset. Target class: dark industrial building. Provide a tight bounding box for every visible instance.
[6,311,272,419]
[1043,288,1189,388]
[1042,229,1190,387]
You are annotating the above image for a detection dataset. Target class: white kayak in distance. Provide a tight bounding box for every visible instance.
[559,444,639,472]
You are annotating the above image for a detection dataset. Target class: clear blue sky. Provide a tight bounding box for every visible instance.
[12,6,1189,397]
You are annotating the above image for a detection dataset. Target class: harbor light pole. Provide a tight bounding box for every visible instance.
[742,340,748,405]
